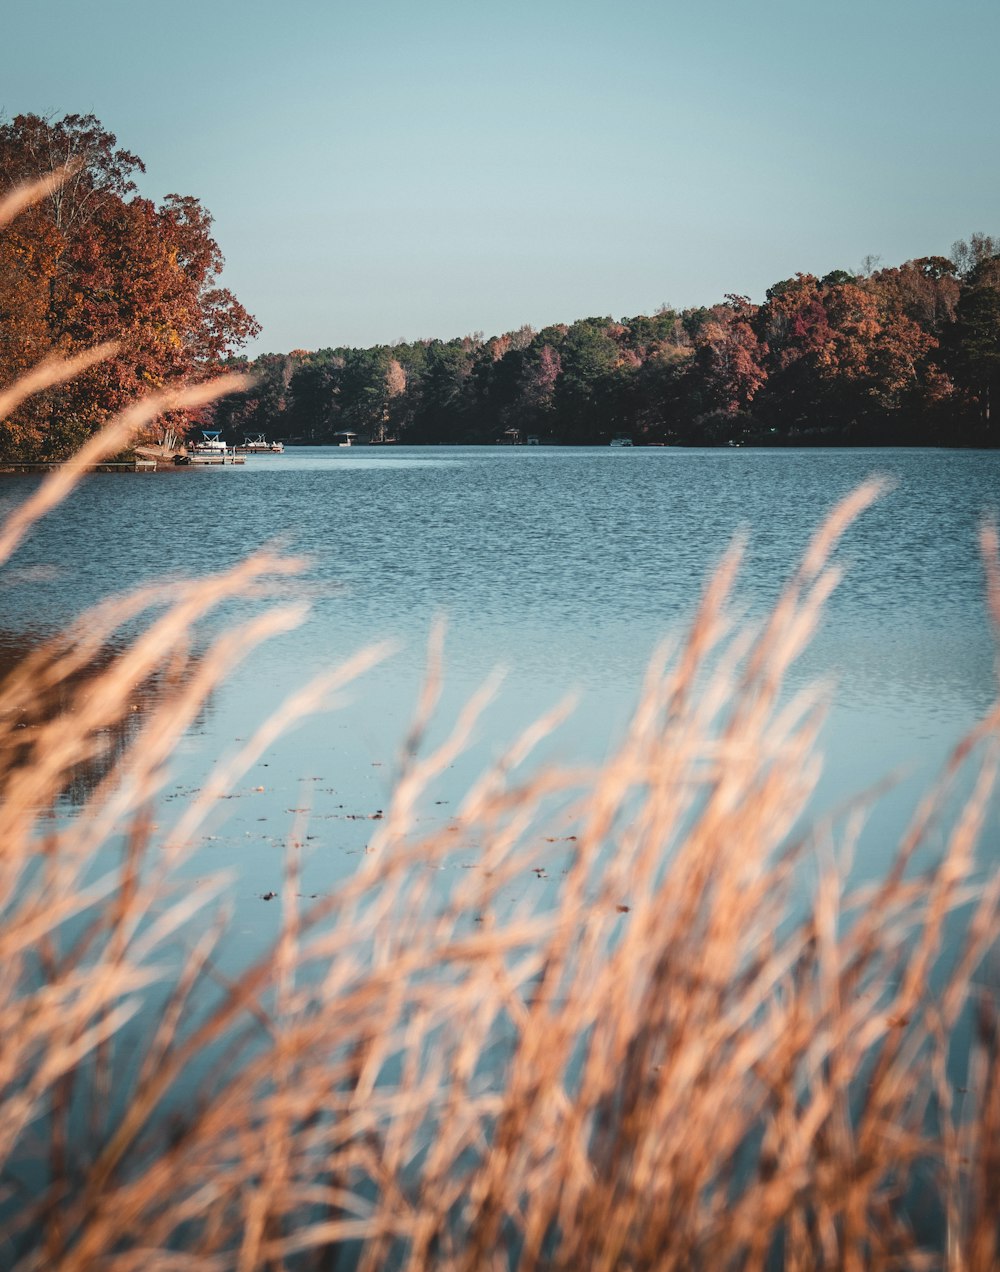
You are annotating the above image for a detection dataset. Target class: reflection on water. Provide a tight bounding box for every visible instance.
[0,630,213,810]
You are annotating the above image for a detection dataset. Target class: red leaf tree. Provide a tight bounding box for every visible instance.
[0,113,260,458]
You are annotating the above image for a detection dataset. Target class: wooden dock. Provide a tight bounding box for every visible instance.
[0,460,158,474]
[0,454,248,474]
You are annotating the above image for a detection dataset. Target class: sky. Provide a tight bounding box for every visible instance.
[2,0,998,356]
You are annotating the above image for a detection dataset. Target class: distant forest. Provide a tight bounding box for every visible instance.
[1,111,997,455]
[215,237,1000,448]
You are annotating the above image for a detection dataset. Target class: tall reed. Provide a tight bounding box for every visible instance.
[1,173,998,1270]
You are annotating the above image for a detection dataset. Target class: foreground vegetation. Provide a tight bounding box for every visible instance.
[3,160,1000,1272]
[4,422,1000,1269]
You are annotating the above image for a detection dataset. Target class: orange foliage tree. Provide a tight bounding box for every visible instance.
[0,113,259,458]
[753,272,937,437]
[691,295,768,416]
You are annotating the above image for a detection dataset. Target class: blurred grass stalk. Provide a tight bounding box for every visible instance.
[1,175,999,1271]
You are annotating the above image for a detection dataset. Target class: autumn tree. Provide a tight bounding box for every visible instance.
[0,113,259,458]
[376,357,407,442]
[874,258,960,335]
[690,295,767,417]
[0,203,62,454]
[750,272,937,439]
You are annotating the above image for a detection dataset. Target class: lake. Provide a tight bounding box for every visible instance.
[1,445,998,960]
[3,442,1000,1264]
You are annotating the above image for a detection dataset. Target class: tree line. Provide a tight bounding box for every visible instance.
[215,241,999,448]
[0,113,259,459]
[1,114,996,456]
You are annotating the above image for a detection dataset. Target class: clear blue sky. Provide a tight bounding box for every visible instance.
[2,0,998,355]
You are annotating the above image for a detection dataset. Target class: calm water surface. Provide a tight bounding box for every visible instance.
[2,445,998,947]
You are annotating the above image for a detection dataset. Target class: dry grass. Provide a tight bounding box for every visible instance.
[1,178,999,1270]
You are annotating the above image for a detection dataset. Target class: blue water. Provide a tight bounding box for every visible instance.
[1,445,997,952]
[3,443,999,1268]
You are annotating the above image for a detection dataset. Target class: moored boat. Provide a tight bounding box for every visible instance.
[191,429,227,453]
[236,434,284,453]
